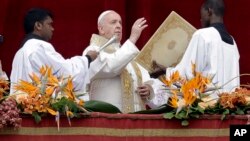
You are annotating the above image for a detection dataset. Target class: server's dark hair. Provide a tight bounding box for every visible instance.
[202,0,225,17]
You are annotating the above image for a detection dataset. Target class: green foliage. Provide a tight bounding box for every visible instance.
[163,112,175,119]
[84,100,122,113]
[181,120,189,126]
[32,112,41,123]
[134,97,250,127]
[51,97,79,114]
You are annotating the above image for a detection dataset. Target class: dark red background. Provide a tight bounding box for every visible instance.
[0,0,249,84]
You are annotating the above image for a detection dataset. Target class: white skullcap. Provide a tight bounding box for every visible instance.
[97,10,114,25]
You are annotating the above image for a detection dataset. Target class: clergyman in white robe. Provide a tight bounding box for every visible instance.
[83,34,162,113]
[146,24,240,108]
[167,26,240,95]
[10,36,90,94]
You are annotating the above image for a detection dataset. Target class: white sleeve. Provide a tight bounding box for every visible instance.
[82,45,99,55]
[89,40,139,79]
[144,79,171,109]
[29,43,89,91]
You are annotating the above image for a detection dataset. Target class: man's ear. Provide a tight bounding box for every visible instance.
[98,25,104,35]
[208,8,213,16]
[34,21,42,31]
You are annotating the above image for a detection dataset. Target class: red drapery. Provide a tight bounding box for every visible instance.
[0,113,249,141]
[0,0,250,84]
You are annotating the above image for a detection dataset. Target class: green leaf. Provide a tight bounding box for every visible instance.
[84,100,121,113]
[163,112,175,119]
[32,112,42,123]
[51,97,79,114]
[132,104,170,114]
[220,109,230,120]
[181,120,189,126]
[235,108,244,115]
[221,114,226,120]
[188,108,194,113]
[179,111,187,118]
[197,106,205,114]
[175,111,186,119]
[222,109,230,115]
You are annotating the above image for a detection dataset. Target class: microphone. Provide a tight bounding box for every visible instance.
[98,35,117,52]
[0,35,3,43]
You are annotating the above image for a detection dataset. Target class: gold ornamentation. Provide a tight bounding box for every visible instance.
[135,11,196,73]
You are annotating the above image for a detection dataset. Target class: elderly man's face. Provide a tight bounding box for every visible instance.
[98,11,122,42]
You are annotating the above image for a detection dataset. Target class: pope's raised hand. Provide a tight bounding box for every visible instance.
[129,17,148,44]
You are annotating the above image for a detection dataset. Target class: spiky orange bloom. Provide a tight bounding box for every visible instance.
[14,80,39,97]
[0,78,9,99]
[169,90,178,108]
[162,63,213,111]
[15,66,72,113]
[181,81,197,106]
[29,73,41,85]
[14,65,86,125]
[160,71,180,87]
[63,77,75,100]
[78,99,84,106]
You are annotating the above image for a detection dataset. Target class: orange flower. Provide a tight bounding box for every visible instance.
[160,75,171,86]
[29,73,41,85]
[63,77,75,100]
[160,71,180,87]
[161,63,213,113]
[14,65,86,125]
[169,91,178,108]
[40,65,52,77]
[0,79,9,99]
[181,80,197,106]
[78,99,84,106]
[45,86,56,97]
[14,80,39,96]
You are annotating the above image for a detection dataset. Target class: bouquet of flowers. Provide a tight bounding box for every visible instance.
[160,63,250,126]
[13,65,87,130]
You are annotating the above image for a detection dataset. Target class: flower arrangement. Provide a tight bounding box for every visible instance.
[1,64,250,129]
[13,65,87,130]
[0,78,22,129]
[0,65,121,130]
[160,63,250,126]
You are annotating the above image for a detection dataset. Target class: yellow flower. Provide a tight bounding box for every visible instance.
[47,108,57,115]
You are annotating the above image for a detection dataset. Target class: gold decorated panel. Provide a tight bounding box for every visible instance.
[135,11,196,73]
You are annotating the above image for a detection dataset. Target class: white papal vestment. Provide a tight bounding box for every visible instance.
[83,34,163,112]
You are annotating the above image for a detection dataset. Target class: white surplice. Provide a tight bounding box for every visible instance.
[10,38,89,94]
[83,34,161,112]
[166,27,240,94]
[145,27,240,108]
